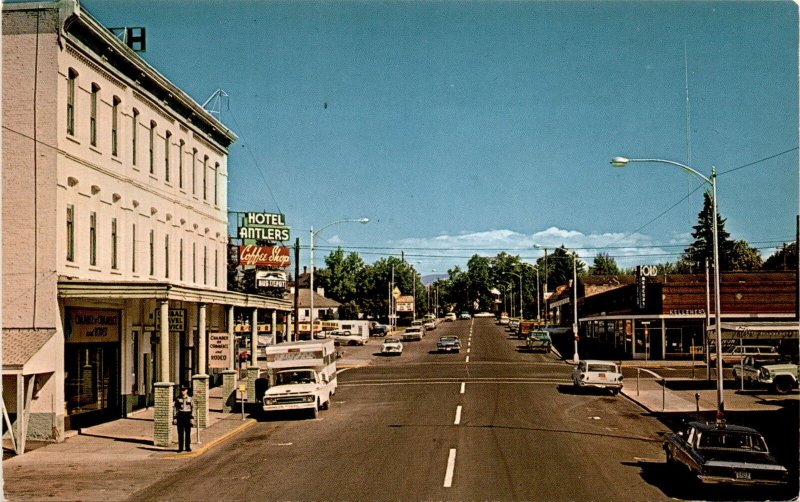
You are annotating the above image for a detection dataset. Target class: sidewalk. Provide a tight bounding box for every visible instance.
[2,385,256,502]
[620,371,799,414]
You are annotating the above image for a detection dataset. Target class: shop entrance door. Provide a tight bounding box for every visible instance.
[64,345,119,430]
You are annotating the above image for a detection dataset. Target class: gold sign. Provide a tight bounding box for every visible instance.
[66,308,120,343]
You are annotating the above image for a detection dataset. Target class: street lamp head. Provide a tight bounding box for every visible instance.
[610,156,629,167]
[358,218,369,224]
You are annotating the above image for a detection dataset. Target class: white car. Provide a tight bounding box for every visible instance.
[458,312,471,320]
[444,313,457,322]
[328,330,366,346]
[381,337,403,355]
[498,315,510,325]
[572,360,623,395]
[423,319,436,330]
[401,326,424,341]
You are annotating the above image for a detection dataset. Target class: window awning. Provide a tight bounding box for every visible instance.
[707,321,800,340]
[2,328,57,376]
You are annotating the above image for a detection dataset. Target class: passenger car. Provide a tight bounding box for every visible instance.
[381,337,403,355]
[709,345,780,366]
[458,312,471,320]
[756,362,799,394]
[507,319,520,331]
[526,330,551,352]
[401,326,424,341]
[663,421,788,486]
[370,324,389,337]
[328,330,366,346]
[571,360,623,395]
[498,315,510,325]
[423,319,436,330]
[437,336,462,353]
[444,313,457,322]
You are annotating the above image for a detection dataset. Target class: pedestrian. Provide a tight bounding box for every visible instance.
[173,384,194,453]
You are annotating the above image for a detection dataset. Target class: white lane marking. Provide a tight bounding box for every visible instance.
[460,382,465,394]
[444,449,457,488]
[467,348,471,354]
[465,356,470,363]
[454,405,462,425]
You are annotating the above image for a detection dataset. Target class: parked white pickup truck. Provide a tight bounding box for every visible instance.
[262,340,337,418]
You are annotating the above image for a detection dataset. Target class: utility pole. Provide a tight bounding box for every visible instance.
[293,237,300,342]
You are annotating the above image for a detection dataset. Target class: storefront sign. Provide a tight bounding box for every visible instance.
[154,309,186,331]
[66,308,120,343]
[635,266,648,309]
[239,245,291,267]
[396,295,414,312]
[208,333,230,369]
[255,270,288,289]
[669,309,705,316]
[238,212,291,241]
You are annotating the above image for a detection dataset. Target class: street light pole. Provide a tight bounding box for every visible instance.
[572,254,579,364]
[309,218,369,339]
[611,156,725,421]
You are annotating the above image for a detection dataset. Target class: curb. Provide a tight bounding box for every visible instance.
[164,419,256,459]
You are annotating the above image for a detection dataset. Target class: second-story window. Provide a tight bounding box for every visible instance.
[131,109,139,166]
[66,205,75,262]
[111,218,118,269]
[149,229,155,275]
[191,149,197,195]
[192,242,197,282]
[179,238,184,281]
[214,163,220,206]
[111,97,120,156]
[203,245,208,285]
[164,131,171,182]
[132,223,137,273]
[215,248,219,287]
[203,156,209,201]
[89,212,97,266]
[66,69,77,136]
[164,234,170,278]
[90,83,100,147]
[149,121,156,175]
[178,140,185,189]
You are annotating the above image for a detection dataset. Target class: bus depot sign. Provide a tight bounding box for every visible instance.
[256,270,287,289]
[238,212,290,242]
[239,245,290,268]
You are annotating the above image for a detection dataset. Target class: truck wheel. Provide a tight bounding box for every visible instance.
[312,403,320,419]
[321,395,331,410]
[774,377,793,394]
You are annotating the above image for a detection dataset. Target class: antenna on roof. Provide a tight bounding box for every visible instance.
[109,27,146,52]
[202,89,229,120]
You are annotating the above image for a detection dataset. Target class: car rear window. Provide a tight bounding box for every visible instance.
[587,364,616,372]
[698,431,767,452]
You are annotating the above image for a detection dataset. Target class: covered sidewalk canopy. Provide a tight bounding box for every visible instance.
[707,321,800,341]
[57,280,292,310]
[2,328,58,455]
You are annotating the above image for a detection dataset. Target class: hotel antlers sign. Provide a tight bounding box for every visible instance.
[239,245,291,268]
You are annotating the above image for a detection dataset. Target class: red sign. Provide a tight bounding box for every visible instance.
[239,245,291,267]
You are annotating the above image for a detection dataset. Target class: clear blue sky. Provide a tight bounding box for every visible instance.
[82,0,798,274]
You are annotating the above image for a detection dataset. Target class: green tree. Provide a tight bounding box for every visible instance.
[589,252,620,275]
[763,242,797,271]
[681,191,737,272]
[729,240,763,271]
[317,248,366,305]
[536,246,586,291]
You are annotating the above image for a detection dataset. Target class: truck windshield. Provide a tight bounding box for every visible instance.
[276,370,315,385]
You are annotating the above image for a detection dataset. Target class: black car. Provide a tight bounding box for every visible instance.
[663,421,788,486]
[370,324,389,336]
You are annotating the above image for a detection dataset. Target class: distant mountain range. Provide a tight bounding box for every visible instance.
[421,274,448,286]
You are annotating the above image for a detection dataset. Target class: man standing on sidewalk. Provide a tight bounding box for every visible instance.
[173,385,194,453]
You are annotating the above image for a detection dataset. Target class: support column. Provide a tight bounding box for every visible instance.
[221,370,237,413]
[271,310,277,343]
[227,306,235,371]
[193,304,209,427]
[154,300,174,448]
[248,308,259,403]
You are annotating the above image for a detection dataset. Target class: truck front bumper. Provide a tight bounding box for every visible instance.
[262,402,316,413]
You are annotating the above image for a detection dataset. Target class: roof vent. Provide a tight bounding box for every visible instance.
[109,27,146,52]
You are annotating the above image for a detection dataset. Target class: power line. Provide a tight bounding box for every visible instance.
[719,146,798,176]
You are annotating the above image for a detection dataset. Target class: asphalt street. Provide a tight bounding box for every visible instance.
[131,319,793,501]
